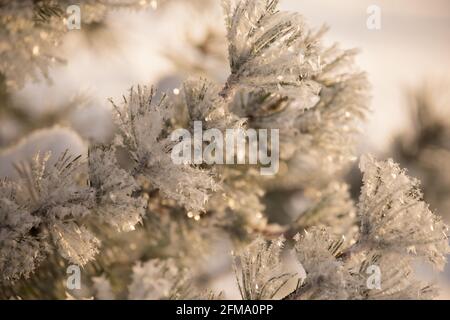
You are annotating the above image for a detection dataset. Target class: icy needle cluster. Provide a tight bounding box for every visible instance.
[223,0,369,187]
[92,258,215,300]
[290,155,449,300]
[235,155,448,300]
[233,236,292,300]
[110,86,218,213]
[155,0,368,231]
[1,0,447,300]
[0,148,148,285]
[0,152,96,283]
[358,154,449,268]
[392,83,450,223]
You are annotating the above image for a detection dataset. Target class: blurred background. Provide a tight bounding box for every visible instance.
[1,0,449,298]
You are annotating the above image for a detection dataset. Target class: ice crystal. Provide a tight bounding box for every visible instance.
[51,221,99,266]
[223,1,369,186]
[0,147,151,284]
[128,259,199,300]
[358,154,449,270]
[222,0,322,105]
[233,237,293,300]
[392,82,450,223]
[1,0,446,301]
[183,78,243,131]
[0,151,96,283]
[288,155,449,300]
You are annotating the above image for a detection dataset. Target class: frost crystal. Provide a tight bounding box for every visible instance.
[222,0,369,186]
[111,86,218,213]
[358,154,449,270]
[51,221,99,266]
[0,151,96,283]
[233,237,293,300]
[222,0,321,104]
[293,227,348,300]
[293,182,357,239]
[92,275,115,300]
[288,155,449,300]
[128,259,199,300]
[88,146,146,232]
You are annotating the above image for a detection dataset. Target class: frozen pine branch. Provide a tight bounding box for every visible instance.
[292,182,358,240]
[91,258,218,300]
[110,86,218,213]
[287,155,449,300]
[232,155,448,300]
[0,151,96,283]
[357,154,449,270]
[292,227,349,300]
[1,0,448,300]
